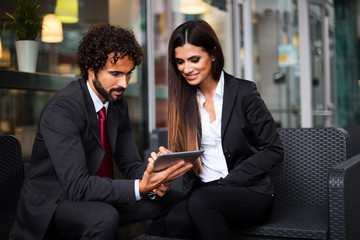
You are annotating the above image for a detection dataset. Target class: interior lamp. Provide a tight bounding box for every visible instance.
[55,0,79,24]
[42,14,63,43]
[180,0,209,15]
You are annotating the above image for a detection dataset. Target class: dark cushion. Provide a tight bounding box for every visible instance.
[235,204,328,239]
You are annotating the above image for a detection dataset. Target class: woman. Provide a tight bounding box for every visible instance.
[164,20,284,239]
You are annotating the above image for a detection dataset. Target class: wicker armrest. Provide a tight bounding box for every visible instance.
[329,154,360,240]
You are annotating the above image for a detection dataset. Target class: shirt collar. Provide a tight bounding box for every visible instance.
[215,71,225,98]
[86,80,109,113]
[197,71,225,103]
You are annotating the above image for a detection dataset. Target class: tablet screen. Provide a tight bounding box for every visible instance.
[153,150,204,172]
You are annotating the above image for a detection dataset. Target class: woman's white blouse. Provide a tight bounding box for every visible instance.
[197,71,229,182]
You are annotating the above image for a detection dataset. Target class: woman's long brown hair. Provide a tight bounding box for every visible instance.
[168,20,224,174]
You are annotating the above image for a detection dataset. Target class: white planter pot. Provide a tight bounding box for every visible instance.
[15,40,39,72]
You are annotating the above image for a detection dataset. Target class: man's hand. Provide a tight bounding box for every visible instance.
[139,146,193,196]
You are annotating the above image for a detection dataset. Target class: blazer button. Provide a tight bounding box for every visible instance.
[224,150,231,158]
[55,199,60,204]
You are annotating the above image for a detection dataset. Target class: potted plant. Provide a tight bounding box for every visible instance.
[6,0,42,72]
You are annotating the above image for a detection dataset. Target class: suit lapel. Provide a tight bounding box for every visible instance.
[80,79,102,147]
[221,72,239,137]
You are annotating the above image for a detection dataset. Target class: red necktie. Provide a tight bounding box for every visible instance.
[96,107,114,178]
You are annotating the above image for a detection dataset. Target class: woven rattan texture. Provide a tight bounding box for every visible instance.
[235,128,350,239]
[273,128,349,206]
[329,154,360,240]
[0,135,24,214]
[236,205,328,239]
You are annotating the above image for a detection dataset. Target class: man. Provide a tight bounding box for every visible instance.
[9,23,192,240]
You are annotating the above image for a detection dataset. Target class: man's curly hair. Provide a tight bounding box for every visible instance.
[77,23,144,80]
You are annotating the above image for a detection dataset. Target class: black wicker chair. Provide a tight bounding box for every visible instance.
[0,134,24,240]
[343,125,360,157]
[136,127,360,240]
[234,127,360,240]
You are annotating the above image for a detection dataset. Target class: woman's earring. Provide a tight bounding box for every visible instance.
[212,58,216,62]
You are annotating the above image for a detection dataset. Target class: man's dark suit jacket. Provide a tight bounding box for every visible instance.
[10,79,146,240]
[184,72,284,194]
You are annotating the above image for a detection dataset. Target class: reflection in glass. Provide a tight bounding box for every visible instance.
[252,0,300,128]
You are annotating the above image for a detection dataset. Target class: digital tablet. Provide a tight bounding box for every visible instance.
[153,150,204,172]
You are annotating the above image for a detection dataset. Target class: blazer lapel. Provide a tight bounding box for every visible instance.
[221,72,239,137]
[80,79,102,147]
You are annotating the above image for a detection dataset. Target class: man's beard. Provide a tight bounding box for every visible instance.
[92,75,126,103]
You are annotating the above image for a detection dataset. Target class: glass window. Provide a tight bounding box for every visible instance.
[0,88,55,161]
[252,0,300,128]
[0,0,148,155]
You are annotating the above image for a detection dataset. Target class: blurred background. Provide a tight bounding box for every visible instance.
[0,0,359,159]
